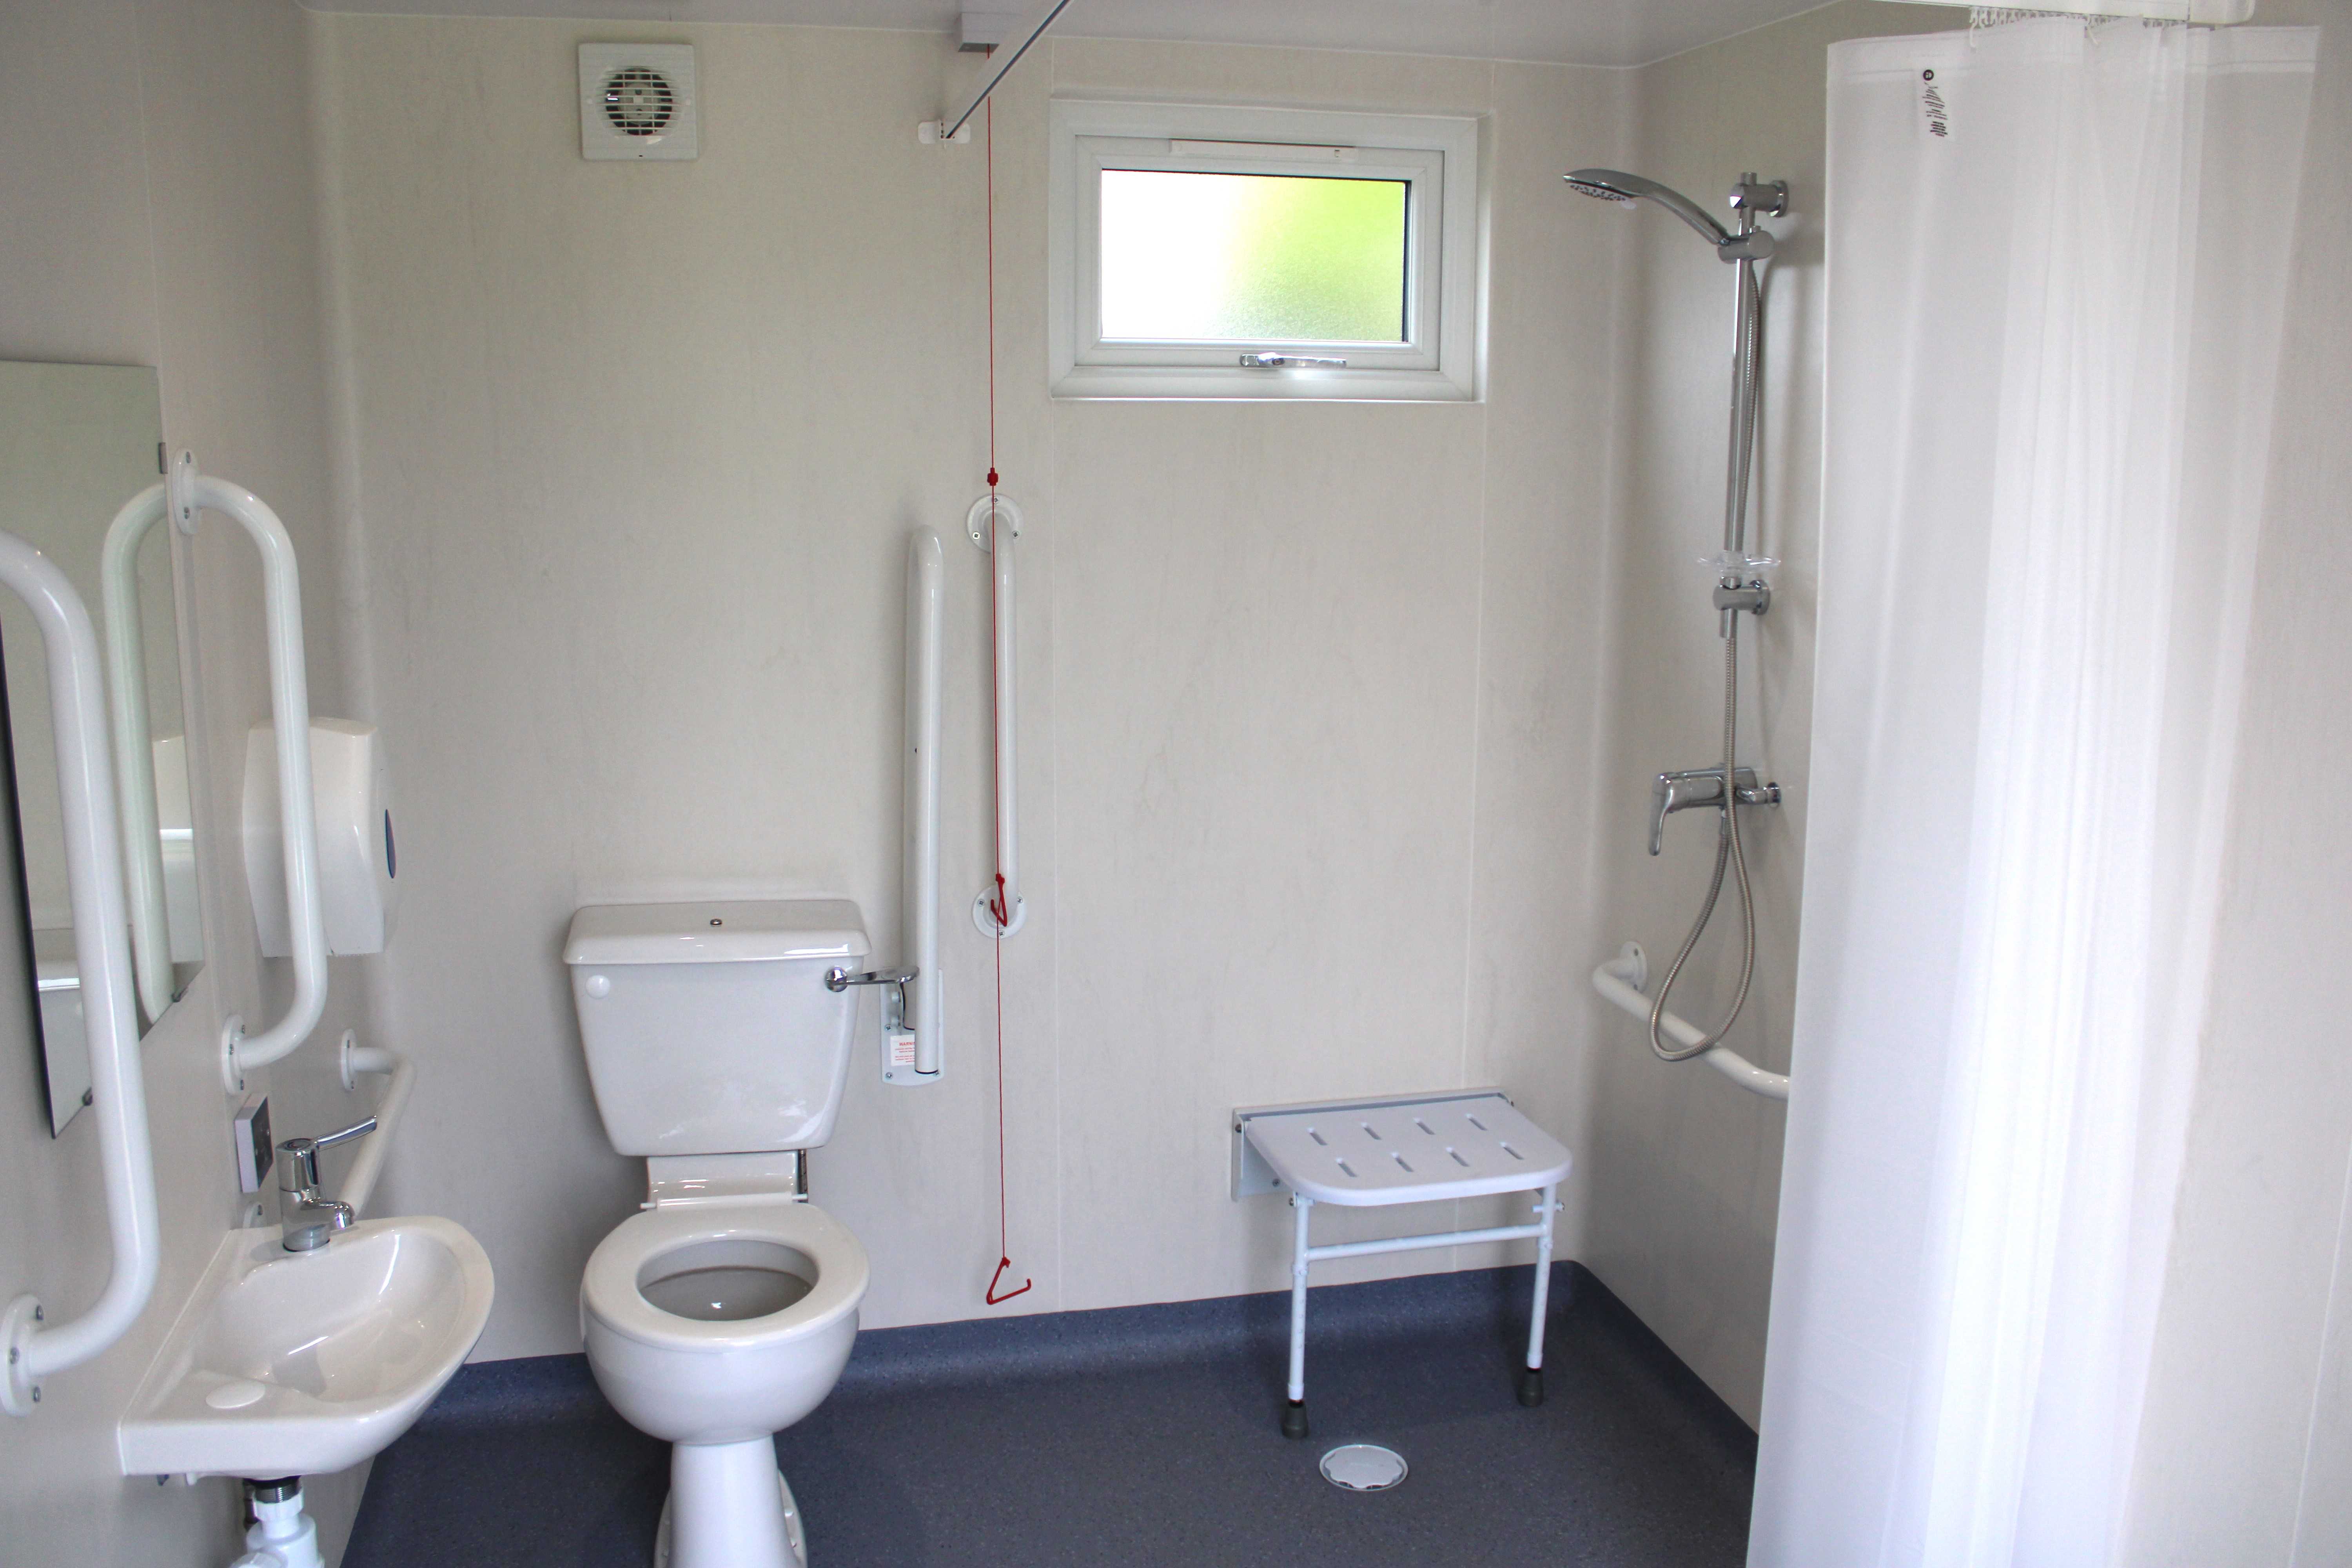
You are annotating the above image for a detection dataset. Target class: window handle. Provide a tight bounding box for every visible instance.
[1239,354,1349,370]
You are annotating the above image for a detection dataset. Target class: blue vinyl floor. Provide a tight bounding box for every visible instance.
[343,1263,1754,1566]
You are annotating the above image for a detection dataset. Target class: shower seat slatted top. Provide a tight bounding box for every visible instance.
[1236,1089,1573,1437]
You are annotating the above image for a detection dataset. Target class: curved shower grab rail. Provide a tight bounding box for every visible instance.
[1,527,158,1416]
[152,456,327,1093]
[100,483,177,1025]
[1592,944,1789,1101]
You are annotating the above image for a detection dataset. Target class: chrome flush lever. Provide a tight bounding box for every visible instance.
[824,966,916,993]
[826,966,918,1036]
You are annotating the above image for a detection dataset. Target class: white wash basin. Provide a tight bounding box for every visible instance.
[118,1216,494,1478]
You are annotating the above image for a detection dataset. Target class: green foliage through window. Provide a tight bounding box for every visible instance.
[1099,171,1408,343]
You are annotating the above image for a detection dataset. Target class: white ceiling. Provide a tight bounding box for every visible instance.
[294,0,1861,70]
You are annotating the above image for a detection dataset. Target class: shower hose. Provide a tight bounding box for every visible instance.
[1648,256,1764,1064]
[1648,626,1757,1062]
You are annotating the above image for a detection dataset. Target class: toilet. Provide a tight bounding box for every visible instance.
[564,898,876,1568]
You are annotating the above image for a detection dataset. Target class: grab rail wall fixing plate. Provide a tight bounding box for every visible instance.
[969,496,1025,938]
[1,527,156,1416]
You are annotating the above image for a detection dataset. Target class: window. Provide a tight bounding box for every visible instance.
[1049,101,1482,401]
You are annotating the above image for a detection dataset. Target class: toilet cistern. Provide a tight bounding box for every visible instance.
[564,899,877,1568]
[276,1118,376,1252]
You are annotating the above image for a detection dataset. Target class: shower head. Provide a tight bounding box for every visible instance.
[1563,167,1733,248]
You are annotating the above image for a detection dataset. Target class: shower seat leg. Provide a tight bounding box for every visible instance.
[1283,1194,1312,1438]
[1519,1182,1559,1407]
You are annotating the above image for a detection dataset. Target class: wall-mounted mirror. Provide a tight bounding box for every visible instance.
[0,361,202,1134]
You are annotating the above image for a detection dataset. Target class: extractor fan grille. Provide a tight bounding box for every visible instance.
[602,65,675,138]
[578,44,698,161]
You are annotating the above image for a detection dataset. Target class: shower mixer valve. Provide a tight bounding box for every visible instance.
[1651,767,1782,856]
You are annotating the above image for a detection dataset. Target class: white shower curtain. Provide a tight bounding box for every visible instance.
[1752,19,2315,1568]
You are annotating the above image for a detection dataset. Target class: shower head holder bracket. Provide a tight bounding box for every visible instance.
[1730,177,1788,218]
[1713,579,1771,616]
[1704,551,1776,616]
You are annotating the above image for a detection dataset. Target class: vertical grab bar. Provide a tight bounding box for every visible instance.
[151,456,327,1093]
[903,529,945,1078]
[1,528,156,1417]
[100,484,176,1025]
[971,496,1025,937]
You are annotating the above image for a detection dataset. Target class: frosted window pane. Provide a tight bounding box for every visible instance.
[1099,171,1407,343]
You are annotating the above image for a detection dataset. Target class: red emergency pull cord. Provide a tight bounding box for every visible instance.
[980,90,1030,1312]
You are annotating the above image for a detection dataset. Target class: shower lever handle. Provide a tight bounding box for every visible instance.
[1650,767,1780,855]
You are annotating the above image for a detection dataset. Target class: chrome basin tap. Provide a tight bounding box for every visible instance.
[278,1118,377,1252]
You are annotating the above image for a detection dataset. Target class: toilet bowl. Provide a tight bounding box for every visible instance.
[581,1198,869,1568]
[563,899,881,1568]
[581,1199,869,1445]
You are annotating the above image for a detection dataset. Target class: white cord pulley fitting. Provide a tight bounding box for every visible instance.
[973,889,1027,937]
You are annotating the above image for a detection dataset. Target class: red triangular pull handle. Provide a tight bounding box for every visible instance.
[985,1254,1032,1305]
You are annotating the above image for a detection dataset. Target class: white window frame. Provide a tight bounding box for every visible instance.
[1049,99,1483,402]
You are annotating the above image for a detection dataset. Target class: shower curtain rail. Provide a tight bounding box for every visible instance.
[922,0,1072,144]
[1592,944,1789,1100]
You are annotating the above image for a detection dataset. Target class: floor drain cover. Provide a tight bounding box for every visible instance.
[1320,1443,1408,1492]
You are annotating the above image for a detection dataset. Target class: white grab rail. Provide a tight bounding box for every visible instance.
[336,1032,413,1218]
[901,529,945,1080]
[1592,942,1789,1101]
[144,456,326,1093]
[0,527,158,1416]
[100,483,177,1025]
[970,495,1025,938]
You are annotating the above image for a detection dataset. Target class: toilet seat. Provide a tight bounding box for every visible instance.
[584,1199,868,1353]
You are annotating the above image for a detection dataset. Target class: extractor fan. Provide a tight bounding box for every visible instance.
[578,44,698,161]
